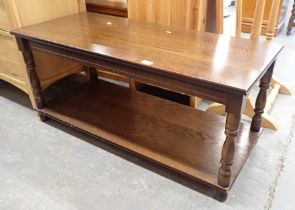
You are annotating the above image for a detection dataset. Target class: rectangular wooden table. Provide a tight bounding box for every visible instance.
[11,12,283,201]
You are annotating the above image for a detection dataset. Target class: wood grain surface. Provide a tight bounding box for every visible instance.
[39,80,261,191]
[11,12,283,95]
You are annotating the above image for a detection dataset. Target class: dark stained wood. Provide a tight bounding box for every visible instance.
[11,12,283,201]
[217,90,246,193]
[27,40,233,106]
[87,67,98,82]
[15,37,44,109]
[251,62,275,132]
[38,80,261,191]
[11,13,284,95]
[287,1,295,35]
[218,113,242,188]
[15,37,47,121]
[214,188,228,202]
[86,0,128,17]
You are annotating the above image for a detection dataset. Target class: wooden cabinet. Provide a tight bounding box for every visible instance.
[86,0,127,17]
[0,30,27,92]
[0,0,86,107]
[242,0,290,35]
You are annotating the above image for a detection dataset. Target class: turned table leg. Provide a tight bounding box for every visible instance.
[216,113,242,201]
[16,37,47,121]
[251,62,275,132]
[215,95,245,201]
[87,67,98,82]
[287,1,295,35]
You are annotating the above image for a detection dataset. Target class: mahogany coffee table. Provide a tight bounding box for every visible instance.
[12,12,283,201]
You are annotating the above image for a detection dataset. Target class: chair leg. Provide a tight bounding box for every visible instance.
[129,79,144,90]
[206,102,226,115]
[87,67,98,82]
[129,78,137,90]
[261,113,279,131]
[190,97,203,108]
[265,83,280,113]
[271,76,292,95]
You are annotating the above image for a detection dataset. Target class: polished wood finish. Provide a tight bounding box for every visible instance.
[15,38,44,109]
[87,0,223,87]
[218,112,242,188]
[12,12,283,200]
[208,0,289,131]
[15,37,47,121]
[11,13,283,94]
[39,80,260,192]
[86,0,127,17]
[87,67,98,82]
[287,1,295,35]
[0,0,85,107]
[242,0,290,35]
[251,62,275,132]
[127,0,211,107]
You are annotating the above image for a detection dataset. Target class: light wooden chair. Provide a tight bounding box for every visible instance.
[127,0,224,108]
[207,0,292,131]
[128,0,208,31]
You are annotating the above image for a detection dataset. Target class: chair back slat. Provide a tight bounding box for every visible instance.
[236,0,279,41]
[236,0,243,38]
[215,0,224,34]
[266,0,281,40]
[127,0,207,31]
[250,0,267,40]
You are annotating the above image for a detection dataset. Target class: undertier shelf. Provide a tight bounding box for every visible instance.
[38,80,261,191]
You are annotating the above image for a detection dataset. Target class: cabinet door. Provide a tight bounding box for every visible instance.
[11,0,86,27]
[0,32,28,92]
[0,0,16,30]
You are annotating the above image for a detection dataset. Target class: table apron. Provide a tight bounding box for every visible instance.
[28,39,244,107]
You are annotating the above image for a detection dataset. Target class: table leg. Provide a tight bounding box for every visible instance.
[251,62,275,132]
[216,113,242,201]
[287,1,295,35]
[87,67,98,82]
[215,95,245,201]
[16,37,47,121]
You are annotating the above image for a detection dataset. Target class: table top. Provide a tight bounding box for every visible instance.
[12,12,283,94]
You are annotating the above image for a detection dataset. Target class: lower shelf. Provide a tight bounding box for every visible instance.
[39,80,261,191]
